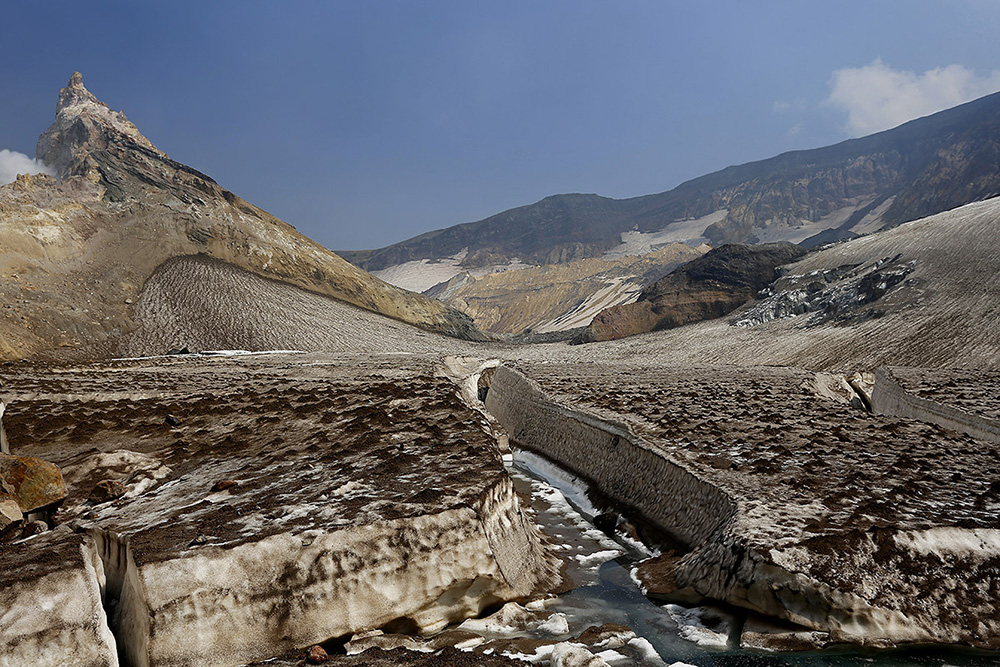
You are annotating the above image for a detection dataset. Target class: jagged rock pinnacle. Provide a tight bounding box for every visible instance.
[36,71,164,178]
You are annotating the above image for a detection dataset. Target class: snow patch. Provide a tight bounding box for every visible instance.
[601,212,724,259]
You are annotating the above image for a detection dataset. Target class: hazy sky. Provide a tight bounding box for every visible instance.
[2,1,999,250]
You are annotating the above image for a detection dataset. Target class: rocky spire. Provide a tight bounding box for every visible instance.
[55,71,101,113]
[36,72,164,178]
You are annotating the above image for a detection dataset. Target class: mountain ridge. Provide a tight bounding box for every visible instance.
[342,91,1000,273]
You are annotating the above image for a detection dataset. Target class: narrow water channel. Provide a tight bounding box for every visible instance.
[508,449,1000,667]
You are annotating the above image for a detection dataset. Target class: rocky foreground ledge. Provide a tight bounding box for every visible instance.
[485,363,1000,650]
[0,354,562,667]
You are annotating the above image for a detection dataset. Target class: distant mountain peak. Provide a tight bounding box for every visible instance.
[37,71,163,177]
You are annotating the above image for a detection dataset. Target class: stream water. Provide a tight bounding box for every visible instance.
[507,449,1000,667]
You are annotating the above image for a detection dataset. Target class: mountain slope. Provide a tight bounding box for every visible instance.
[0,73,479,359]
[343,91,1000,274]
[570,196,1000,370]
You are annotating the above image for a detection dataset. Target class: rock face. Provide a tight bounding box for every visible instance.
[577,243,806,342]
[0,73,479,360]
[0,354,563,667]
[485,363,1000,649]
[342,90,1000,273]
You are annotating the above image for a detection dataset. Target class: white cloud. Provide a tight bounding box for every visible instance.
[0,149,54,185]
[826,59,1000,136]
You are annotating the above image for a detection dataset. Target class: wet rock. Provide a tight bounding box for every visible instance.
[88,479,126,503]
[633,553,704,605]
[305,645,328,664]
[575,623,635,649]
[210,479,239,492]
[664,604,738,649]
[346,628,485,655]
[21,519,48,538]
[163,413,181,427]
[457,601,567,637]
[0,453,67,513]
[592,512,618,536]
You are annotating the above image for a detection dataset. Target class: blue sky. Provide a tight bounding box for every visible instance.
[2,1,1000,249]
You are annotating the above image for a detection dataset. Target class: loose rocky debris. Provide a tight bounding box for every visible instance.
[20,519,49,538]
[0,494,22,538]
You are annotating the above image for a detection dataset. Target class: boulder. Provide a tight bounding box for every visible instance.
[575,623,635,649]
[305,645,328,664]
[0,453,67,514]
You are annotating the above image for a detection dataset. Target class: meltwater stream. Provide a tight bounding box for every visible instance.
[508,449,1000,667]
